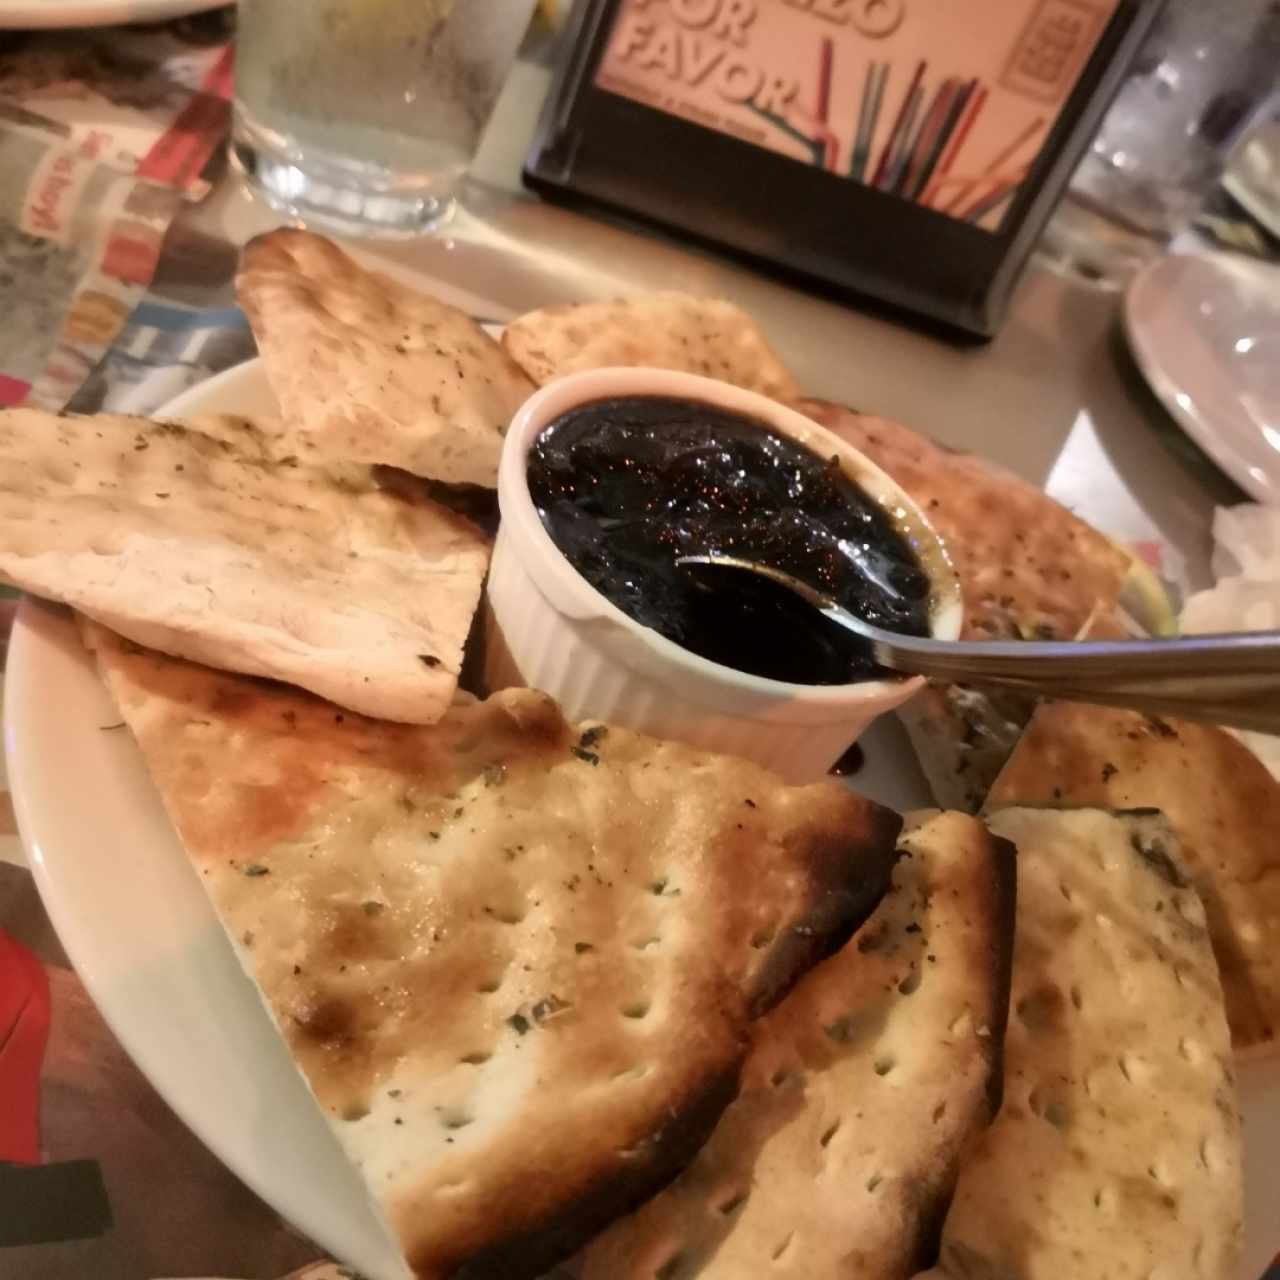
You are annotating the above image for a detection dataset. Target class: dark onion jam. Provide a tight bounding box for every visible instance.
[527,396,932,685]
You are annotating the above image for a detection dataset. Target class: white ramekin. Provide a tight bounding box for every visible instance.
[484,368,961,783]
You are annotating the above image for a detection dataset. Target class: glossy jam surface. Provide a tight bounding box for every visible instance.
[527,396,933,685]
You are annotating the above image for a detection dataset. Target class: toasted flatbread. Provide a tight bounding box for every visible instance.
[0,407,488,724]
[987,703,1280,1050]
[797,401,1130,812]
[927,807,1243,1280]
[502,294,799,401]
[236,229,534,488]
[84,622,901,1280]
[580,810,1015,1280]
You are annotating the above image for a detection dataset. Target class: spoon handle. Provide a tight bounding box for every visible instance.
[860,629,1280,734]
[674,556,1280,734]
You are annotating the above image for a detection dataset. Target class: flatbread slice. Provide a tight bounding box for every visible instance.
[85,623,902,1280]
[502,294,799,401]
[987,703,1280,1050]
[580,810,1015,1280]
[0,407,488,724]
[797,401,1130,812]
[926,807,1243,1280]
[237,229,534,488]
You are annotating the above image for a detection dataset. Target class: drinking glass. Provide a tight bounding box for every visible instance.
[1041,0,1280,284]
[232,0,538,236]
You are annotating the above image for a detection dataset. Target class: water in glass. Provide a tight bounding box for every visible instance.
[233,0,537,235]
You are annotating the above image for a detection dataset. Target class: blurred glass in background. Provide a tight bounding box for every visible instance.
[232,0,539,237]
[1041,0,1280,285]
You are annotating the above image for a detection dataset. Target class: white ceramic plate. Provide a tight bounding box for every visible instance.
[6,358,1278,1280]
[1125,252,1280,505]
[0,0,222,27]
[1224,122,1280,243]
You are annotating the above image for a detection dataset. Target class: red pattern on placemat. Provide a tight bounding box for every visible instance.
[0,929,51,1163]
[136,45,234,192]
[101,221,166,286]
[0,374,31,407]
[199,40,236,100]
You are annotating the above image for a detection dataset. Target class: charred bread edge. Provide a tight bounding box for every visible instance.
[748,806,904,1018]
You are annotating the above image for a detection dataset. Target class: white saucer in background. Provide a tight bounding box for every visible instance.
[1124,252,1280,505]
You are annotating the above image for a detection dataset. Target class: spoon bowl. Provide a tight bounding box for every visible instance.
[677,554,1280,734]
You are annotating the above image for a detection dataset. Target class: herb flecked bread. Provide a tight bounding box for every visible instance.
[503,294,799,402]
[580,810,1015,1280]
[237,228,533,488]
[84,619,901,1280]
[924,807,1243,1280]
[797,400,1130,812]
[0,407,488,724]
[988,703,1280,1051]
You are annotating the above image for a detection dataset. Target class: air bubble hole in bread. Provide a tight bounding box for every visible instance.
[580,810,1016,1280]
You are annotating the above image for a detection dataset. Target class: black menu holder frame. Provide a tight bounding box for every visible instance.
[524,0,1163,338]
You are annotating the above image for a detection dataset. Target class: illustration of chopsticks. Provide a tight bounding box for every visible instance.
[985,116,1045,179]
[746,103,828,169]
[940,114,1045,214]
[908,77,974,201]
[816,35,834,126]
[808,34,840,170]
[961,175,1024,224]
[850,60,887,182]
[806,115,841,171]
[871,59,925,188]
[923,83,987,205]
[896,77,957,199]
[880,80,924,191]
[743,34,841,172]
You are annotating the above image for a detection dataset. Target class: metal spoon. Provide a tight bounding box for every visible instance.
[675,554,1280,734]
